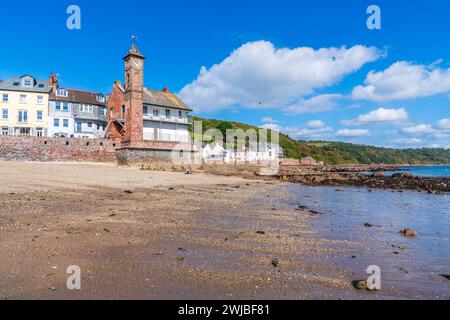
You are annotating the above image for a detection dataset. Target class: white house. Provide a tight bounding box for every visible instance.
[202,143,283,164]
[48,75,107,139]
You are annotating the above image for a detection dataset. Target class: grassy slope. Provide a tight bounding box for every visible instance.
[191,117,450,165]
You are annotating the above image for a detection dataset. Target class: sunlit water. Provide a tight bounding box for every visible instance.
[286,184,450,299]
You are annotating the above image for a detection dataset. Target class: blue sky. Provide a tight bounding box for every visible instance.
[1,0,449,148]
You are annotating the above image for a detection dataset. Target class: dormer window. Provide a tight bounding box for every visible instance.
[96,95,105,103]
[23,79,32,87]
[56,89,68,97]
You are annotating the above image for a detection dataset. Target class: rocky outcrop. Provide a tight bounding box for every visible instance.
[277,172,450,194]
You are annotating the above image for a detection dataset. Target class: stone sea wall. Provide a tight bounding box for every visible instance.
[0,136,117,162]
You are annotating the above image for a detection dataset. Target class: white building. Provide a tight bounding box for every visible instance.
[48,74,107,139]
[202,143,284,164]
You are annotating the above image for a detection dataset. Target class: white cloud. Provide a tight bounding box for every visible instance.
[342,107,408,125]
[402,124,435,135]
[261,117,278,124]
[259,123,282,131]
[285,121,333,140]
[306,120,327,128]
[336,129,369,137]
[352,61,450,102]
[283,94,343,115]
[391,138,423,145]
[401,122,450,139]
[180,41,381,113]
[437,118,450,129]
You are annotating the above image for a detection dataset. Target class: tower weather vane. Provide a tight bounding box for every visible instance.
[132,35,137,43]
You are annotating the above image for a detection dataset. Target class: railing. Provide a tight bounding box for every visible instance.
[142,114,190,124]
[73,105,107,121]
[144,132,190,143]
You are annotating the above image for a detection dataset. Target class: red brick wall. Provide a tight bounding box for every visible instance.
[0,136,118,162]
[106,82,126,142]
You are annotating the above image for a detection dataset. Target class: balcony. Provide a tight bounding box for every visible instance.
[142,114,191,125]
[73,105,107,122]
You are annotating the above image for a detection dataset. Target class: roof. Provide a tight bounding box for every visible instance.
[113,81,192,111]
[0,75,51,93]
[123,44,145,60]
[50,88,106,106]
[143,88,192,111]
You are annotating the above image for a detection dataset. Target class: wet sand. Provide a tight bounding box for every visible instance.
[0,162,446,299]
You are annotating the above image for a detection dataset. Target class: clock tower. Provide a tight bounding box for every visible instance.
[123,43,145,144]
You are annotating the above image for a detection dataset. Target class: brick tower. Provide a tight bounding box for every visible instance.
[123,43,145,145]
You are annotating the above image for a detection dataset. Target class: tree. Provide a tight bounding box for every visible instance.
[217,121,233,144]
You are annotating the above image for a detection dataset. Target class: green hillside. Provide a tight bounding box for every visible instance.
[191,117,450,165]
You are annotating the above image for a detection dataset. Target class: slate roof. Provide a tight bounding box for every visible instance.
[50,89,106,106]
[143,88,192,111]
[115,82,192,111]
[0,75,51,93]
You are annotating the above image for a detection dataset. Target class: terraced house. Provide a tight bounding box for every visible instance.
[0,75,51,137]
[48,74,107,138]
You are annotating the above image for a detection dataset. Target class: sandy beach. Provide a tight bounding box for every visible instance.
[0,162,448,300]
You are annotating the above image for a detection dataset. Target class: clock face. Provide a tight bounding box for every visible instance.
[133,60,141,69]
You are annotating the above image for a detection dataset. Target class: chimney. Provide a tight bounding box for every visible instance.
[49,73,58,88]
[162,88,170,93]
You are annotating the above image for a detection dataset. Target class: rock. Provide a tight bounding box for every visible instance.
[352,280,368,290]
[364,223,374,228]
[399,229,418,238]
[124,190,133,194]
[392,173,414,178]
[256,231,266,235]
[440,274,450,281]
[271,259,279,268]
[309,210,323,215]
[176,256,185,262]
[372,172,384,177]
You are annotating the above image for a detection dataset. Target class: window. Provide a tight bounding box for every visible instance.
[143,106,148,115]
[56,89,68,97]
[96,95,105,103]
[121,105,125,118]
[54,118,60,127]
[63,103,69,111]
[63,119,69,128]
[2,94,8,102]
[153,109,159,117]
[20,95,27,103]
[36,128,43,137]
[2,109,8,119]
[178,111,183,119]
[165,109,171,118]
[23,79,32,87]
[81,105,93,113]
[76,122,82,133]
[1,127,8,136]
[96,124,100,130]
[37,111,43,121]
[87,122,93,128]
[37,96,44,104]
[55,102,61,110]
[18,110,28,123]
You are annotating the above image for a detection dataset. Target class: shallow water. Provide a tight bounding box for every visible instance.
[384,165,450,178]
[287,184,450,299]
